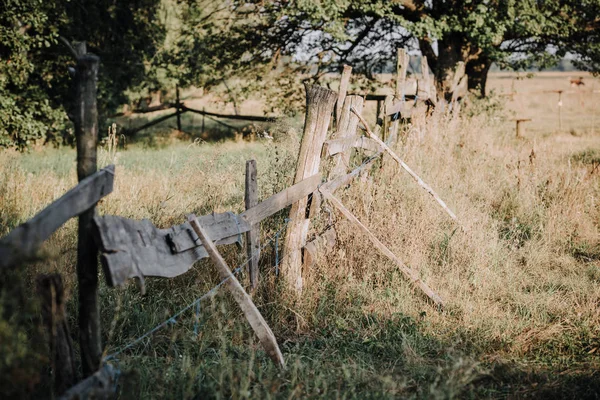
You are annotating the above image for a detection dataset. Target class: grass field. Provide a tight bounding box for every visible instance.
[1,73,600,399]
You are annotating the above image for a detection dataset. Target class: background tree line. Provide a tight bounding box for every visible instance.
[1,0,599,149]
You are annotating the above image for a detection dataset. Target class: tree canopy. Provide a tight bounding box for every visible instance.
[177,0,600,99]
[0,0,164,149]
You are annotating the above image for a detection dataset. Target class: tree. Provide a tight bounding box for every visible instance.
[0,0,165,150]
[177,0,600,100]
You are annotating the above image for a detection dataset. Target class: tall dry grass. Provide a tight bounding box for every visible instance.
[0,96,599,398]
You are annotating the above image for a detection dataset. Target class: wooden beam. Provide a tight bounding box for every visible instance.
[319,189,444,307]
[0,165,114,269]
[245,160,260,290]
[323,136,382,157]
[240,174,321,226]
[74,49,102,375]
[352,108,461,226]
[188,215,285,368]
[282,84,337,293]
[182,105,278,123]
[127,111,179,135]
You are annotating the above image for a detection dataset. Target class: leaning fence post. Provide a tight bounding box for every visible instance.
[330,95,364,178]
[245,160,260,290]
[37,274,77,395]
[282,84,337,294]
[73,43,102,376]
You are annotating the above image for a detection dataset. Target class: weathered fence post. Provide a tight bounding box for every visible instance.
[73,44,102,376]
[176,85,182,132]
[37,274,77,395]
[330,95,364,178]
[245,160,260,290]
[282,84,337,294]
[396,48,409,101]
[335,65,352,127]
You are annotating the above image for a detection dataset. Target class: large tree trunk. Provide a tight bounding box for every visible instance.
[466,55,492,97]
[432,33,464,102]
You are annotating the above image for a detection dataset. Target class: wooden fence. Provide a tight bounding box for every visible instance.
[0,47,465,398]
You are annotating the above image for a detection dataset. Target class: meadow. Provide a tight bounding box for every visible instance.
[1,72,599,398]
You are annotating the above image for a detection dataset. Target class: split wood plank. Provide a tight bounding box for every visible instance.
[245,160,260,290]
[396,48,409,100]
[319,189,444,307]
[323,136,382,157]
[58,363,118,400]
[331,95,364,178]
[282,84,337,293]
[188,215,286,368]
[351,108,461,225]
[95,213,247,288]
[335,65,352,126]
[0,165,115,269]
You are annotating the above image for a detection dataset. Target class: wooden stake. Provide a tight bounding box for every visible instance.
[319,189,444,307]
[245,160,260,290]
[396,48,409,101]
[282,84,336,293]
[37,274,77,395]
[335,65,352,126]
[73,45,102,376]
[188,216,285,368]
[351,107,461,226]
[558,90,563,131]
[330,95,364,178]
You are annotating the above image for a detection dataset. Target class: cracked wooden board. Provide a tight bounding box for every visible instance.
[0,165,115,269]
[94,213,246,287]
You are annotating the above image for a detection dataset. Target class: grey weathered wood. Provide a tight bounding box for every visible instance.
[330,95,364,178]
[59,364,117,400]
[167,213,249,254]
[245,160,260,290]
[37,274,77,395]
[188,216,286,368]
[95,213,247,288]
[319,188,444,307]
[323,136,382,157]
[282,84,337,293]
[74,50,102,376]
[0,165,114,268]
[335,65,352,126]
[240,174,321,226]
[396,48,409,100]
